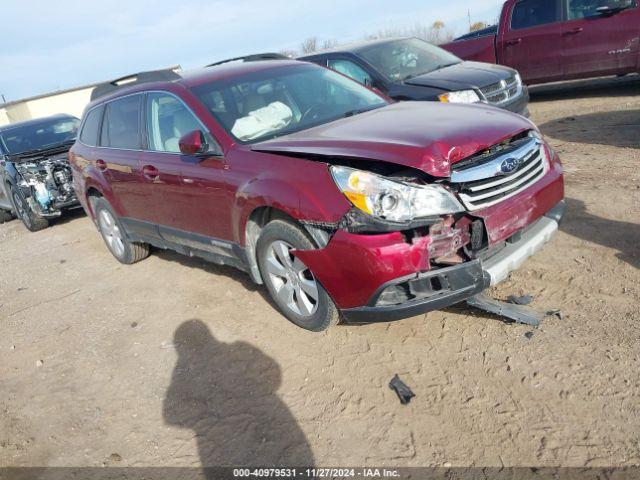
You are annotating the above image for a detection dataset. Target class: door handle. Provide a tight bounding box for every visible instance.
[96,159,107,172]
[505,38,522,46]
[142,165,159,180]
[565,27,584,34]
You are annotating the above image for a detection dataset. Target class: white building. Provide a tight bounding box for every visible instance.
[0,66,181,126]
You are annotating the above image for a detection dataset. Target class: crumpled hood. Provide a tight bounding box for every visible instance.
[252,101,535,177]
[404,61,514,91]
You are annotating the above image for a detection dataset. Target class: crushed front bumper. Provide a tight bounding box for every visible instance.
[340,200,565,323]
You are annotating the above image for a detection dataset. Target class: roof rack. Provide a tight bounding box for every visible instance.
[90,67,182,101]
[206,53,290,68]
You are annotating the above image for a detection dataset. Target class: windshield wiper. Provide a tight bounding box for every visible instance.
[343,105,384,118]
[404,62,460,81]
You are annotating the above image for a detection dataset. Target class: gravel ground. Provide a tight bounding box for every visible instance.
[1,75,639,470]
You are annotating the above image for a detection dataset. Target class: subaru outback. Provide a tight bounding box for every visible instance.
[69,61,565,331]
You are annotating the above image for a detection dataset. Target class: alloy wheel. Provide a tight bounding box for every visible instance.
[265,240,319,317]
[98,209,125,258]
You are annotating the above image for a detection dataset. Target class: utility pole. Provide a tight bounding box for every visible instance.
[468,9,472,31]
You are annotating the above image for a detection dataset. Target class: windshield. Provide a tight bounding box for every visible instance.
[191,63,388,143]
[358,38,461,82]
[0,117,80,155]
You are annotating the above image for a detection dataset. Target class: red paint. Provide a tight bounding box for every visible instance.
[442,0,640,84]
[294,231,432,308]
[178,130,206,155]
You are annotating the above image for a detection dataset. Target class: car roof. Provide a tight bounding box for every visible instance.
[299,37,414,58]
[179,59,305,87]
[0,113,77,132]
[85,60,308,109]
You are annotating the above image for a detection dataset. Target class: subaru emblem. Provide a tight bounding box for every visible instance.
[500,157,519,174]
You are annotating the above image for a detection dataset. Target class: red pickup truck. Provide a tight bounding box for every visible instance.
[442,0,639,84]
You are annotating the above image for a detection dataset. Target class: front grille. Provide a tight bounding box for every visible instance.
[450,136,548,211]
[480,75,521,106]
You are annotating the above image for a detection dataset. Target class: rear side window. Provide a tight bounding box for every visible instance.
[79,106,103,146]
[511,0,560,29]
[100,95,142,149]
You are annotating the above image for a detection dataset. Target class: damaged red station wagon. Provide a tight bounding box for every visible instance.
[69,60,565,331]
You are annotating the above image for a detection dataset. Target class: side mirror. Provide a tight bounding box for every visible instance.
[179,130,208,155]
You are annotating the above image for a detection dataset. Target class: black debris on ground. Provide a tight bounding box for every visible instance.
[547,309,564,320]
[507,294,534,306]
[467,293,546,327]
[389,374,415,405]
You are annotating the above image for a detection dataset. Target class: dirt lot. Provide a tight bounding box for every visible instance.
[1,76,639,471]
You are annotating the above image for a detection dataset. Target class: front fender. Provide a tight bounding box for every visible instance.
[233,163,350,245]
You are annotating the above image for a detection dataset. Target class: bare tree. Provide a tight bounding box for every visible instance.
[365,21,454,45]
[300,37,319,55]
[322,39,339,50]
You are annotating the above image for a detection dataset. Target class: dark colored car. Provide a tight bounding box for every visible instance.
[300,37,529,116]
[69,60,564,332]
[442,0,639,85]
[0,114,81,231]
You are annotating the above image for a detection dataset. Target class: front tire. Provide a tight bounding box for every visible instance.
[256,220,339,332]
[93,197,149,264]
[8,184,49,232]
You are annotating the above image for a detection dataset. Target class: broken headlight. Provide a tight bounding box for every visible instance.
[330,166,463,222]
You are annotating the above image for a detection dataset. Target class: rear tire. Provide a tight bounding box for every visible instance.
[256,219,339,332]
[93,197,149,264]
[8,183,49,232]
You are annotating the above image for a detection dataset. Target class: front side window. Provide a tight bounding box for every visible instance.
[567,0,636,19]
[145,93,219,154]
[80,106,104,147]
[511,0,560,29]
[357,38,461,82]
[328,59,374,86]
[192,63,387,143]
[0,116,79,155]
[100,95,142,150]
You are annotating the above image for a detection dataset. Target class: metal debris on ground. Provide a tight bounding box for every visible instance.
[524,331,534,340]
[466,293,547,327]
[507,294,534,306]
[546,309,564,320]
[389,374,415,405]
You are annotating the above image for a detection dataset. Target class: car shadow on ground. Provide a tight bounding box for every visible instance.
[163,319,315,476]
[561,198,640,270]
[152,248,281,308]
[529,74,640,102]
[539,109,640,149]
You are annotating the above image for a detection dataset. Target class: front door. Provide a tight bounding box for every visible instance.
[561,0,639,78]
[143,92,230,245]
[501,0,565,83]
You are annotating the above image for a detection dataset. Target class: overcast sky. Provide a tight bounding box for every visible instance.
[0,0,504,102]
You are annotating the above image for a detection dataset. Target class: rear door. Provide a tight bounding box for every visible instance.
[500,0,565,83]
[99,94,154,223]
[561,0,639,78]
